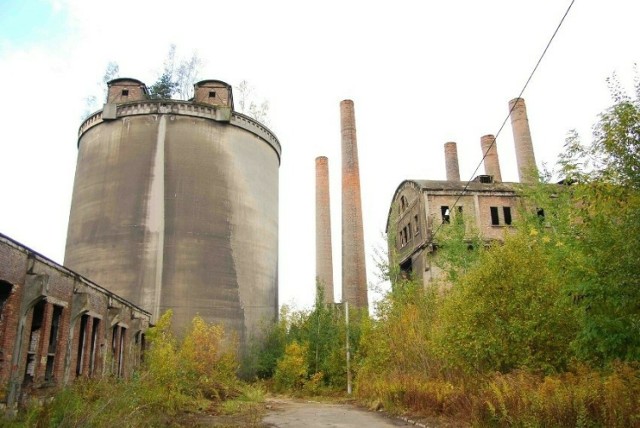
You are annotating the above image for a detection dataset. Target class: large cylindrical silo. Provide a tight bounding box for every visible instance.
[64,78,281,344]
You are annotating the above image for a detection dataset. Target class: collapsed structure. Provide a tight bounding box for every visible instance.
[64,78,281,344]
[386,98,538,285]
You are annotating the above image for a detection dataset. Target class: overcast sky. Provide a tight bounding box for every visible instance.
[1,0,638,310]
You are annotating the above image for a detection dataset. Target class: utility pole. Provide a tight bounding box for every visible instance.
[345,301,352,395]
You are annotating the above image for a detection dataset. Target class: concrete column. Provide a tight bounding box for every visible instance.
[340,100,368,308]
[480,134,502,182]
[444,142,461,181]
[315,156,335,304]
[509,98,538,183]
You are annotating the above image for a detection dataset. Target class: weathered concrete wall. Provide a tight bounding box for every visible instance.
[65,92,280,344]
[0,233,149,408]
[315,156,334,303]
[340,100,368,308]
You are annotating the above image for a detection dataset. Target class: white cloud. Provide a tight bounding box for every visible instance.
[1,0,639,310]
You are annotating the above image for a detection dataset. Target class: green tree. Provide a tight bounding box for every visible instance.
[436,229,578,374]
[534,74,640,364]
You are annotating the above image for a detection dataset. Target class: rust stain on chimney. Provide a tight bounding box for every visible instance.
[481,134,502,182]
[444,142,461,181]
[316,156,334,303]
[509,98,538,183]
[340,100,368,308]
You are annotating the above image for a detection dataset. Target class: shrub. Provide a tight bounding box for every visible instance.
[273,341,308,392]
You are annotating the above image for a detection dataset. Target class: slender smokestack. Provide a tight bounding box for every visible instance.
[480,134,502,182]
[315,156,334,304]
[444,142,461,181]
[340,100,368,308]
[509,98,538,183]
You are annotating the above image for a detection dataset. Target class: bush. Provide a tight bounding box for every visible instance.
[273,341,308,392]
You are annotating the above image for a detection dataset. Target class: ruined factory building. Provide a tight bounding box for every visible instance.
[64,78,281,345]
[387,98,539,286]
[0,233,150,409]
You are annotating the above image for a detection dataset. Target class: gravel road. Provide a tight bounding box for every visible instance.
[261,398,412,427]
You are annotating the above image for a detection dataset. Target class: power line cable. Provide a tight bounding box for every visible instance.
[426,0,575,248]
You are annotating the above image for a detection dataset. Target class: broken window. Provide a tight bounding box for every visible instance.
[503,207,512,225]
[0,281,12,357]
[121,89,129,97]
[112,325,126,377]
[209,91,216,98]
[399,258,413,279]
[89,318,100,376]
[25,300,46,382]
[118,327,126,377]
[45,305,63,382]
[76,314,89,376]
[414,215,420,235]
[400,196,408,212]
[490,206,500,225]
[441,206,450,224]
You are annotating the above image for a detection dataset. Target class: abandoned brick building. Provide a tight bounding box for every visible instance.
[387,98,539,286]
[64,78,281,345]
[0,233,150,408]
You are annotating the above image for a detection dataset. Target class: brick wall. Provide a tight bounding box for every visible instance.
[0,233,150,408]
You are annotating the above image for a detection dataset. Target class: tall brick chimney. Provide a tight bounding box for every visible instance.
[509,98,538,183]
[340,100,368,308]
[315,156,335,304]
[480,134,502,182]
[444,142,461,181]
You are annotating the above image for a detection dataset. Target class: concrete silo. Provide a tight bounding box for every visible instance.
[64,78,281,344]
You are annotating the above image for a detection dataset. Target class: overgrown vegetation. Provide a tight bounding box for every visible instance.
[245,284,366,396]
[249,74,640,426]
[7,311,262,427]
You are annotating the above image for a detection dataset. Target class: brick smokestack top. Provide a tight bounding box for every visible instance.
[444,142,461,181]
[480,134,502,182]
[315,156,335,304]
[509,98,538,183]
[340,100,368,308]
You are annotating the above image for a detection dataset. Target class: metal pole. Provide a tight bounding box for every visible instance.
[346,301,352,395]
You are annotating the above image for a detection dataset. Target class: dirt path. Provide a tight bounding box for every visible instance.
[261,397,412,427]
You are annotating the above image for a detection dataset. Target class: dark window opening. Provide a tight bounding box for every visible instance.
[76,314,89,376]
[479,175,493,183]
[121,89,129,96]
[414,215,420,235]
[503,207,512,225]
[25,300,46,382]
[118,327,126,377]
[441,206,450,224]
[490,206,500,225]
[45,305,63,381]
[112,325,126,377]
[209,91,216,98]
[400,196,408,211]
[399,258,413,280]
[89,318,100,376]
[407,223,412,240]
[0,280,12,322]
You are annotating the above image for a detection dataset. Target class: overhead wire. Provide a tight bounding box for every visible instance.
[425,0,576,248]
